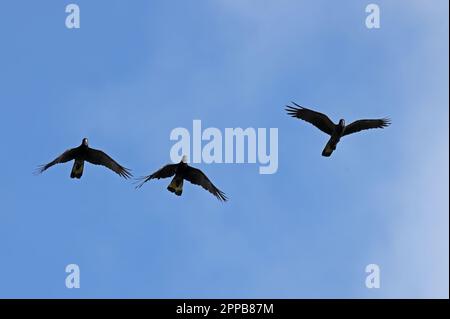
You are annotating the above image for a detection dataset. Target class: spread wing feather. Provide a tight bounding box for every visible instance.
[285,102,335,135]
[343,118,391,136]
[85,148,132,179]
[35,148,78,174]
[184,167,228,202]
[134,164,178,189]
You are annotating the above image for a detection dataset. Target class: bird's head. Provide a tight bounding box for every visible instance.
[82,138,89,146]
[181,155,188,163]
[339,119,345,127]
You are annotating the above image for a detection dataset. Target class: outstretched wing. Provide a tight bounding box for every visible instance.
[134,164,178,189]
[36,148,78,174]
[343,118,391,136]
[184,166,228,202]
[285,102,335,135]
[85,148,132,179]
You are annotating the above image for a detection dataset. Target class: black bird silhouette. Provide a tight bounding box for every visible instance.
[286,102,391,157]
[36,138,132,179]
[135,156,227,202]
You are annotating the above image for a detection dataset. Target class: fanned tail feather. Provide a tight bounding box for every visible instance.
[70,160,84,179]
[167,177,183,196]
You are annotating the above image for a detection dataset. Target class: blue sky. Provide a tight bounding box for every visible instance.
[0,0,448,298]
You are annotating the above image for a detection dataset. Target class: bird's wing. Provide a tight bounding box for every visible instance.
[342,118,391,136]
[36,148,78,174]
[85,148,132,178]
[285,102,335,135]
[184,166,228,202]
[134,164,178,188]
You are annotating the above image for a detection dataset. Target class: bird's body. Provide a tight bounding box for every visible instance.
[322,119,345,157]
[167,161,188,195]
[286,102,390,157]
[136,156,227,202]
[62,140,90,179]
[37,138,132,179]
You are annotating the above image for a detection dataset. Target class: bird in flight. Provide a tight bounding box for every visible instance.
[36,138,132,179]
[135,156,228,202]
[286,102,391,157]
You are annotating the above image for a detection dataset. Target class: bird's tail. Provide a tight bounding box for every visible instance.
[167,177,183,196]
[322,138,336,157]
[70,160,84,179]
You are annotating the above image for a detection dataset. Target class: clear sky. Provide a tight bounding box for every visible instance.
[0,0,448,298]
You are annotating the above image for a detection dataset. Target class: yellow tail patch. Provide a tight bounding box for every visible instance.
[71,160,84,178]
[168,178,183,196]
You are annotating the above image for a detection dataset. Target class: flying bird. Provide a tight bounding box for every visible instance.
[36,138,132,179]
[286,102,390,157]
[135,156,228,202]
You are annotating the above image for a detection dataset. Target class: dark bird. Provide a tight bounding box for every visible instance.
[36,138,132,179]
[135,156,228,202]
[286,102,391,157]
